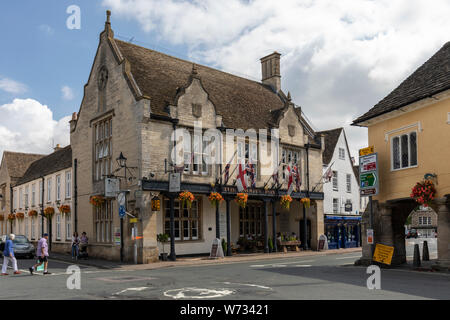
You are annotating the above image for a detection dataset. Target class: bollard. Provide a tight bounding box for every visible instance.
[413,243,421,267]
[422,241,430,261]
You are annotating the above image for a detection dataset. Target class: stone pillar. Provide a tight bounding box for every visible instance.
[357,200,376,265]
[433,197,450,269]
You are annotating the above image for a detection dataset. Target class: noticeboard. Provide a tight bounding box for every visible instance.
[359,146,374,157]
[169,173,181,193]
[373,243,394,265]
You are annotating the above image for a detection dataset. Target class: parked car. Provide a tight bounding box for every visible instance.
[406,229,418,239]
[0,235,35,259]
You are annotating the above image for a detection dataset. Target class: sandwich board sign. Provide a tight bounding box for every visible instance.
[209,238,224,259]
[373,243,394,265]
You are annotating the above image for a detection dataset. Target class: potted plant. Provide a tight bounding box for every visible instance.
[237,237,247,252]
[16,212,25,220]
[209,192,224,208]
[28,210,38,217]
[300,197,311,208]
[90,195,105,208]
[280,195,293,210]
[58,204,71,216]
[221,238,227,254]
[235,193,248,208]
[7,213,15,222]
[268,237,274,253]
[157,233,169,261]
[178,191,195,209]
[44,207,55,219]
[410,179,437,208]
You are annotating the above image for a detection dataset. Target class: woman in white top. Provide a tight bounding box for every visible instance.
[71,232,80,260]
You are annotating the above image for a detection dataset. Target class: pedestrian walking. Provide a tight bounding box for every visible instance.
[29,233,51,275]
[79,232,89,259]
[71,232,80,260]
[1,234,20,275]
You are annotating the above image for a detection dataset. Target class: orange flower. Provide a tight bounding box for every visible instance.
[235,193,248,208]
[300,198,311,208]
[7,213,16,221]
[28,210,38,217]
[208,192,224,207]
[179,191,195,209]
[58,205,71,214]
[90,195,105,208]
[16,212,25,220]
[44,207,55,218]
[280,195,293,209]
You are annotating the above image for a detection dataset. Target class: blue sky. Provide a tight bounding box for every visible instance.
[2,0,450,159]
[0,1,188,121]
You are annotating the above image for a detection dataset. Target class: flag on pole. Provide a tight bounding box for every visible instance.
[286,165,294,195]
[236,162,247,192]
[272,168,279,186]
[224,163,230,184]
[324,165,333,183]
[294,165,301,191]
[246,161,256,188]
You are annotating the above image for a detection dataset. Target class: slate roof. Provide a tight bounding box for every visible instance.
[15,146,72,186]
[353,41,450,125]
[115,39,297,131]
[353,165,360,181]
[317,128,343,165]
[1,152,45,180]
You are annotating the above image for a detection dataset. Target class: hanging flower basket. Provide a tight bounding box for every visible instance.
[179,191,195,209]
[44,207,55,219]
[280,195,293,209]
[208,192,224,208]
[90,195,105,208]
[410,179,436,208]
[16,212,25,220]
[7,213,15,222]
[300,198,311,209]
[28,210,38,217]
[59,204,71,215]
[0,215,4,221]
[235,193,248,209]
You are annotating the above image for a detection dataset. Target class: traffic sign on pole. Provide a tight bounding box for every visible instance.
[119,205,126,218]
[359,152,378,197]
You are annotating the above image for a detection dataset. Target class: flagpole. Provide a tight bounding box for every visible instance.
[215,149,237,185]
[311,160,335,193]
[263,160,282,189]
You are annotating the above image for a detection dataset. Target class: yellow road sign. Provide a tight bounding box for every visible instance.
[129,218,138,223]
[373,243,394,265]
[359,146,374,156]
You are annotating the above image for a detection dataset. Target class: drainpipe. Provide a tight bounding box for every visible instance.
[74,159,78,233]
[9,184,13,233]
[303,144,310,250]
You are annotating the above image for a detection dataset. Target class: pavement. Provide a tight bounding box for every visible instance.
[48,247,364,271]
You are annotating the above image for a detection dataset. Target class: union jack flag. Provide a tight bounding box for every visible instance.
[224,163,230,184]
[246,161,256,188]
[293,165,301,191]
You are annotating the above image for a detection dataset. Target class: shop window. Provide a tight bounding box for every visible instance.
[239,203,263,237]
[94,200,113,243]
[164,198,201,241]
[333,198,339,213]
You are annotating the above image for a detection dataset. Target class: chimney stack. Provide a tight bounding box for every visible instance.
[260,52,281,92]
[54,144,61,152]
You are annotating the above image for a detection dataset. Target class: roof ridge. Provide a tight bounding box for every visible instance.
[114,38,270,89]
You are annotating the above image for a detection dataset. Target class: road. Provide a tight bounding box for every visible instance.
[405,238,437,260]
[1,249,449,300]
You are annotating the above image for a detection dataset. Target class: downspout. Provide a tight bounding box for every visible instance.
[9,184,13,233]
[74,159,78,233]
[41,176,44,237]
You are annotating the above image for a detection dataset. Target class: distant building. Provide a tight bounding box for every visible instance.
[0,151,44,235]
[318,128,361,248]
[409,207,438,238]
[11,145,72,251]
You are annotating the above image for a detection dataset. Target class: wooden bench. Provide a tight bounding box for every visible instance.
[278,240,301,253]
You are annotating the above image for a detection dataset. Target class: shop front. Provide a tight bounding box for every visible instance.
[324,215,361,249]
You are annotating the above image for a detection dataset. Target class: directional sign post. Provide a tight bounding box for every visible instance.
[359,147,378,263]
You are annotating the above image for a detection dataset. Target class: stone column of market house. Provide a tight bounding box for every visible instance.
[356,200,377,265]
[433,196,450,270]
[136,190,159,263]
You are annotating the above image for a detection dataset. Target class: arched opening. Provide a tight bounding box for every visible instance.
[404,206,438,261]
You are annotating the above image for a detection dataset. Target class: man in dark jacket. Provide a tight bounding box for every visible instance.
[1,234,20,275]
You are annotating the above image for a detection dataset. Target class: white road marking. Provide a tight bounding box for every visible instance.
[250,265,265,268]
[250,259,316,268]
[272,264,287,267]
[113,287,149,295]
[294,265,312,267]
[164,288,234,299]
[335,255,361,260]
[222,282,272,290]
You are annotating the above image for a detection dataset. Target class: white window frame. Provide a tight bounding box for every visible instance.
[333,198,339,213]
[346,174,351,193]
[339,148,345,160]
[25,186,29,208]
[390,131,418,171]
[39,181,43,205]
[66,214,71,240]
[332,171,338,191]
[31,216,36,240]
[56,175,61,201]
[47,178,52,202]
[19,188,23,209]
[31,184,36,207]
[56,214,61,240]
[65,171,71,199]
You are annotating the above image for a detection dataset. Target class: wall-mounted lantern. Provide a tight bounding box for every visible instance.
[151,196,161,212]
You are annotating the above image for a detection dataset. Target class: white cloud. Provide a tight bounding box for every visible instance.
[103,0,450,159]
[0,77,27,94]
[61,85,75,100]
[0,99,70,158]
